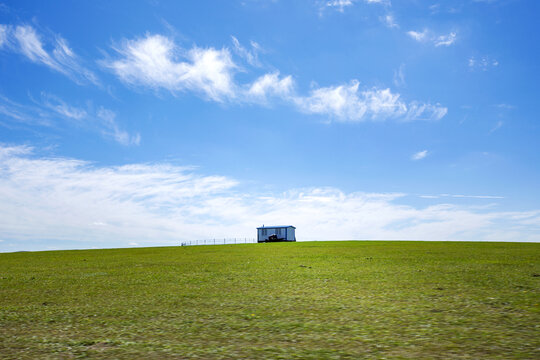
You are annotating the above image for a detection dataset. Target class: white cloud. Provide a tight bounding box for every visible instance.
[0,145,538,251]
[294,81,446,122]
[405,102,448,121]
[408,29,457,47]
[421,193,504,199]
[40,93,139,146]
[489,120,503,134]
[495,103,514,110]
[469,56,499,71]
[411,150,428,160]
[97,108,141,146]
[52,37,100,85]
[393,63,405,87]
[294,81,372,120]
[106,33,295,104]
[231,36,262,67]
[323,0,389,13]
[446,194,504,199]
[0,24,7,48]
[106,34,236,102]
[41,93,87,120]
[247,72,294,103]
[429,4,441,13]
[407,29,428,42]
[434,32,456,47]
[0,93,138,146]
[105,33,446,123]
[0,94,53,126]
[1,24,98,85]
[381,13,399,28]
[325,0,354,12]
[13,25,56,67]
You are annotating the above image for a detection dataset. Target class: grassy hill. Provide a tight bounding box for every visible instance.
[1,241,539,359]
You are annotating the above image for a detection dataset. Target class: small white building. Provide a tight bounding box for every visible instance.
[257,225,296,243]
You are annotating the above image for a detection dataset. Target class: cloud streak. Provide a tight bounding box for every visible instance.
[105,34,237,102]
[469,56,499,71]
[411,150,428,160]
[0,145,538,251]
[0,93,139,146]
[0,24,99,85]
[420,194,504,199]
[381,13,399,28]
[105,33,447,122]
[324,0,389,13]
[294,81,447,122]
[97,108,141,146]
[489,120,503,134]
[407,29,457,47]
[231,36,262,67]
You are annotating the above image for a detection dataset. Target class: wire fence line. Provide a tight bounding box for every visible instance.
[180,238,257,246]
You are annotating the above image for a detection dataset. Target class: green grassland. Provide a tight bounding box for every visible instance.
[1,241,539,359]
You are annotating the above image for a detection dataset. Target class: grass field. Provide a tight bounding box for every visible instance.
[1,241,539,359]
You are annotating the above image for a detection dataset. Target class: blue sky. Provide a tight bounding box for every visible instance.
[0,0,539,251]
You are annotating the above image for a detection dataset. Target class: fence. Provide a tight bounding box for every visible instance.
[180,238,257,246]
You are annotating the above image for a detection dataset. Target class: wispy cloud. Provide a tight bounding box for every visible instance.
[0,94,52,126]
[0,24,99,85]
[434,32,456,46]
[393,63,405,87]
[97,108,141,146]
[468,56,499,71]
[104,33,447,123]
[494,103,515,110]
[44,95,140,146]
[489,120,503,134]
[407,29,457,47]
[246,72,295,103]
[381,13,399,28]
[420,193,505,199]
[231,36,262,67]
[407,29,428,42]
[1,145,538,251]
[321,0,389,14]
[247,75,446,122]
[105,34,237,102]
[0,93,139,146]
[411,150,428,160]
[293,81,446,122]
[41,93,87,120]
[0,24,7,48]
[325,0,354,12]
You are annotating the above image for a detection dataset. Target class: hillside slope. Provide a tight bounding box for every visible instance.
[1,241,539,359]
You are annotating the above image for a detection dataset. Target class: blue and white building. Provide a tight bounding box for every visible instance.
[257,225,296,242]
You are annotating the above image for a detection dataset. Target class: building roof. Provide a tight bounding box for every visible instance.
[257,225,296,229]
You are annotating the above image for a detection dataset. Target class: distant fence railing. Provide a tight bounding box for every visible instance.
[180,238,257,246]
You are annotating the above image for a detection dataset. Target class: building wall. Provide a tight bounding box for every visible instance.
[258,227,295,242]
[287,228,295,241]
